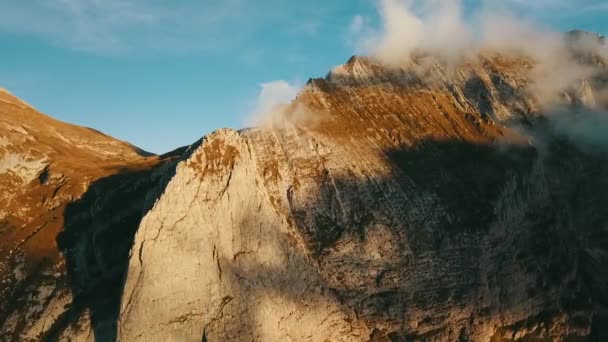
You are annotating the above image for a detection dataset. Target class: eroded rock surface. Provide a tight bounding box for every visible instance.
[1,33,608,341]
[118,52,608,341]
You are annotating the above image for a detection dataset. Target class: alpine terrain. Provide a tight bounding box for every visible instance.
[1,31,608,341]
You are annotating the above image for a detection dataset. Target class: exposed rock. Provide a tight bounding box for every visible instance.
[118,53,608,341]
[1,32,608,341]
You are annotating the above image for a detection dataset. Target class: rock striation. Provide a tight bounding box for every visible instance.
[1,33,608,341]
[118,52,608,340]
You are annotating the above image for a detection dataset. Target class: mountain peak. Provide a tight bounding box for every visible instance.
[3,27,608,341]
[115,43,608,341]
[565,29,606,48]
[567,29,605,40]
[325,55,376,83]
[345,55,370,66]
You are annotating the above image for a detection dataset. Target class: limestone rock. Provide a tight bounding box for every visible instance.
[1,33,608,341]
[118,53,608,341]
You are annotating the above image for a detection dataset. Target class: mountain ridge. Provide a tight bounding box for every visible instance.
[116,45,608,340]
[1,29,608,340]
[0,89,168,341]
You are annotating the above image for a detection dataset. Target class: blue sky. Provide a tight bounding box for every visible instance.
[0,0,606,153]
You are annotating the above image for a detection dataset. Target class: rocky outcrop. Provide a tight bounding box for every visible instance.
[1,33,608,341]
[117,53,608,341]
[0,90,165,341]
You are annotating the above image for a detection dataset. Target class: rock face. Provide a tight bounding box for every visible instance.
[117,53,608,340]
[2,34,608,341]
[0,89,168,341]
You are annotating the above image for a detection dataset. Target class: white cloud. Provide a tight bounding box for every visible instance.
[347,0,600,76]
[0,0,177,53]
[368,0,424,66]
[348,0,475,66]
[549,109,608,151]
[344,0,608,150]
[0,0,328,55]
[348,15,365,37]
[255,80,301,115]
[346,14,375,54]
[246,80,302,127]
[347,0,607,64]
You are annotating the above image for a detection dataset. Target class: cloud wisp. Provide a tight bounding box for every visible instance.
[246,80,301,128]
[0,0,328,55]
[245,80,327,129]
[345,0,608,149]
[350,0,564,65]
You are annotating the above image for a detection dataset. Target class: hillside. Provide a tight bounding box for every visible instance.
[117,51,608,340]
[0,89,167,341]
[1,32,608,341]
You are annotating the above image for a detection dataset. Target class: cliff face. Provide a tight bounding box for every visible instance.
[0,90,168,341]
[2,37,608,341]
[117,53,608,341]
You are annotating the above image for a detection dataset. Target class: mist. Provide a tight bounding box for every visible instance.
[246,80,322,129]
[549,109,608,151]
[248,1,607,150]
[350,0,608,149]
[246,80,300,128]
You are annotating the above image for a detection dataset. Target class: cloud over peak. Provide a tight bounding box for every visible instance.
[246,80,302,127]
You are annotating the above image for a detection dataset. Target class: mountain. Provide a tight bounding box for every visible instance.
[115,54,608,341]
[2,32,608,341]
[0,90,172,341]
[0,87,153,224]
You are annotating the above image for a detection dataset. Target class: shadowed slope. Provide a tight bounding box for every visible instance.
[0,88,163,340]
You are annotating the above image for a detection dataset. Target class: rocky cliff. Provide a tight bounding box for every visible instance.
[1,34,608,341]
[118,52,608,340]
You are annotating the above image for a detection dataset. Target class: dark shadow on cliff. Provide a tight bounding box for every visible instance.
[387,139,538,234]
[218,135,608,341]
[43,151,188,341]
[291,138,540,256]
